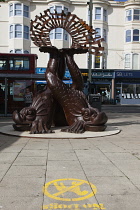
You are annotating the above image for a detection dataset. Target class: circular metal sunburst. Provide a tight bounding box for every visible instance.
[30,9,104,55]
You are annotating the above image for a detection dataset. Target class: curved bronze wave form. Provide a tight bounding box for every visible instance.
[30,9,104,55]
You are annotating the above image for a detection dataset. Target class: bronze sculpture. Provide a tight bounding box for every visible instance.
[13,9,108,133]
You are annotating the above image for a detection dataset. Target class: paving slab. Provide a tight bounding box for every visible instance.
[0,106,140,209]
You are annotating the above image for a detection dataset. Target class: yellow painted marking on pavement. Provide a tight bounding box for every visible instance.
[43,178,97,201]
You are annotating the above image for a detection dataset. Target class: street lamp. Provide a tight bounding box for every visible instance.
[88,0,93,92]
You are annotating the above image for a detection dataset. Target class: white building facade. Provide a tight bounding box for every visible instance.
[0,0,140,70]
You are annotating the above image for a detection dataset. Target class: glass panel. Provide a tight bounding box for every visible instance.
[103,29,107,42]
[10,25,13,39]
[132,54,139,69]
[126,30,131,42]
[24,5,29,18]
[56,6,62,13]
[15,24,22,38]
[55,33,62,39]
[50,6,54,13]
[95,28,101,40]
[24,26,29,39]
[55,28,62,39]
[0,81,5,114]
[122,84,134,95]
[15,49,22,53]
[95,56,100,68]
[95,7,101,20]
[126,9,132,21]
[49,29,54,39]
[125,54,131,68]
[64,7,68,14]
[103,9,107,21]
[0,58,8,70]
[64,30,68,41]
[134,9,140,20]
[15,3,22,16]
[9,4,13,16]
[9,57,29,70]
[24,50,29,54]
[133,29,139,41]
[55,28,62,33]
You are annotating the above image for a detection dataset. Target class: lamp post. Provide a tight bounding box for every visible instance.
[88,0,93,93]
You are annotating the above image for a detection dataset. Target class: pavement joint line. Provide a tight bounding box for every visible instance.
[0,137,31,183]
[42,139,50,210]
[92,144,140,193]
[69,139,100,206]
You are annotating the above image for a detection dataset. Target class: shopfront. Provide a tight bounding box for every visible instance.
[91,71,115,104]
[115,70,140,105]
[0,74,44,116]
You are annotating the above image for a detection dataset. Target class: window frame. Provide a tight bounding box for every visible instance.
[125,54,131,69]
[103,9,107,22]
[132,53,139,69]
[23,5,29,18]
[126,9,132,21]
[9,3,13,17]
[9,3,30,18]
[24,25,29,39]
[15,24,22,38]
[49,5,69,40]
[95,7,101,20]
[133,9,140,21]
[126,30,131,42]
[14,3,22,16]
[133,29,139,42]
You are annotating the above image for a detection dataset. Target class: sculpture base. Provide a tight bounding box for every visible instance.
[0,125,120,139]
[84,124,107,132]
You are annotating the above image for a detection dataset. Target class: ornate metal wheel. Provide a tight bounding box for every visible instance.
[30,9,104,55]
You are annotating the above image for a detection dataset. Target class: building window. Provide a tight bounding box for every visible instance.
[9,3,29,18]
[49,5,68,15]
[125,54,131,68]
[133,29,139,41]
[24,50,29,54]
[95,28,101,39]
[126,10,132,21]
[95,56,100,68]
[64,7,68,15]
[103,9,107,22]
[24,26,29,39]
[10,25,13,39]
[15,49,22,53]
[15,24,22,38]
[55,28,62,39]
[126,30,131,42]
[50,29,54,39]
[9,4,13,17]
[103,29,107,42]
[24,5,29,18]
[15,3,22,16]
[64,30,68,41]
[95,7,101,20]
[10,24,30,39]
[134,9,140,21]
[10,50,13,53]
[55,6,62,13]
[132,54,139,69]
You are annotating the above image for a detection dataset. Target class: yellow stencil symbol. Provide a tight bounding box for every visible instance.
[53,181,89,196]
[43,178,97,201]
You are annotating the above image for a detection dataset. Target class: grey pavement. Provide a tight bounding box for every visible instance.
[0,105,140,210]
